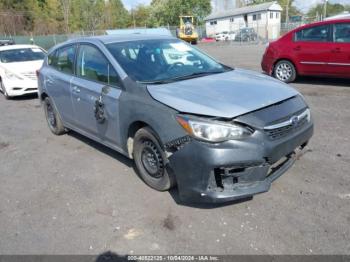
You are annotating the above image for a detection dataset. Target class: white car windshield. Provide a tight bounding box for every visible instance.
[0,48,45,63]
[107,39,232,84]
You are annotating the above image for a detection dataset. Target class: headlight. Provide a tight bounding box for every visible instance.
[5,70,23,80]
[304,108,311,123]
[176,115,253,142]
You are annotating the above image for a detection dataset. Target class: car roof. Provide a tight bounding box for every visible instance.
[291,18,350,33]
[67,34,175,45]
[49,34,177,53]
[0,44,42,51]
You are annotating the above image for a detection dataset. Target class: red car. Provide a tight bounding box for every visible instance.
[262,19,350,82]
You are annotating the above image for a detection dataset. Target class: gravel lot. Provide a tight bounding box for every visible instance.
[0,43,349,255]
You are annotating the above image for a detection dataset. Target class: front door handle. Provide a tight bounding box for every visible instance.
[293,46,301,51]
[72,86,80,93]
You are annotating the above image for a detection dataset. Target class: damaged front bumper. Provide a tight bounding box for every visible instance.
[167,120,314,204]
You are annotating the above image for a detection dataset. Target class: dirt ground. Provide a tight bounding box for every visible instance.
[0,43,349,255]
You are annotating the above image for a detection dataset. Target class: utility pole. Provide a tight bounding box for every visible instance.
[286,0,290,23]
[324,0,328,20]
[132,6,136,28]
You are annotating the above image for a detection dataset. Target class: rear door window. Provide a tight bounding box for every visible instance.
[295,25,331,42]
[55,45,76,74]
[334,23,350,43]
[76,44,121,87]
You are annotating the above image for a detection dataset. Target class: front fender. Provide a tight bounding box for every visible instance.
[118,79,187,153]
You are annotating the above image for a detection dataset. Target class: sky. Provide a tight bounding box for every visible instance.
[121,0,350,12]
[121,0,151,10]
[293,0,350,12]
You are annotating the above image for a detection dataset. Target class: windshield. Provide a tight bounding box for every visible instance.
[182,17,193,24]
[241,28,252,34]
[0,48,45,63]
[106,39,231,83]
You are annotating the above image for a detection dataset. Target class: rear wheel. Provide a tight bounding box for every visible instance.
[43,96,66,135]
[133,127,176,191]
[274,60,296,83]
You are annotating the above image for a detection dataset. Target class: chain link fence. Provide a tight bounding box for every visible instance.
[0,30,107,50]
[0,22,304,50]
[0,26,208,50]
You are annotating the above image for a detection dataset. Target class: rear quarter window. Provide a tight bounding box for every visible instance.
[49,45,76,74]
[48,50,58,67]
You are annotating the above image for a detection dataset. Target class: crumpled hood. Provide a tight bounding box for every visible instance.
[147,68,299,118]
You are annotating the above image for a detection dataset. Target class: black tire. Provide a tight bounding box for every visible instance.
[0,80,11,100]
[133,127,176,191]
[273,60,297,83]
[43,96,66,135]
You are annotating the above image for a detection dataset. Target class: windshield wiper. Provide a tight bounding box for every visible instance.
[139,70,230,85]
[138,79,173,85]
[170,71,225,81]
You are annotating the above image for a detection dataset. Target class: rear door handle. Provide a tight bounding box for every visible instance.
[332,48,341,53]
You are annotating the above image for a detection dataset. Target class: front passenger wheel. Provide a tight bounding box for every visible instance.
[274,60,296,83]
[133,127,176,191]
[0,80,11,100]
[43,97,66,135]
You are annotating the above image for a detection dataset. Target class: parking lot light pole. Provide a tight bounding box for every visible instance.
[286,0,290,24]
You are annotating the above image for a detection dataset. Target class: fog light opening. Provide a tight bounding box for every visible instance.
[214,168,224,190]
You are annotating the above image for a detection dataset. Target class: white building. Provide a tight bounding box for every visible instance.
[205,1,283,40]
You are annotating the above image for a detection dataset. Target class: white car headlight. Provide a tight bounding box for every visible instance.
[176,115,253,142]
[5,70,23,80]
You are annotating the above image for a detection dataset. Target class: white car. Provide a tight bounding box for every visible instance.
[215,32,229,41]
[215,31,236,41]
[0,44,46,99]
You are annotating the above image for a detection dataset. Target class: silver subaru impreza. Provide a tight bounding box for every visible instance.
[38,34,313,203]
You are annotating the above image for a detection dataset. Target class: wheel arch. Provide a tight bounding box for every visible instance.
[126,120,159,159]
[273,58,298,75]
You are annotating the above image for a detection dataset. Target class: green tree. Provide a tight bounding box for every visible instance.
[150,0,211,26]
[307,3,350,20]
[34,0,61,34]
[132,4,153,27]
[104,0,130,29]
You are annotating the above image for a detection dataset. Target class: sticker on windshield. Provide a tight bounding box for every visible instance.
[170,43,191,52]
[31,48,42,53]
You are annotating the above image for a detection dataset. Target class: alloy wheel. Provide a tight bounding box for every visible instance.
[275,62,293,82]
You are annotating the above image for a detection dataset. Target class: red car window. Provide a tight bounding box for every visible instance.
[295,24,331,42]
[334,23,350,43]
